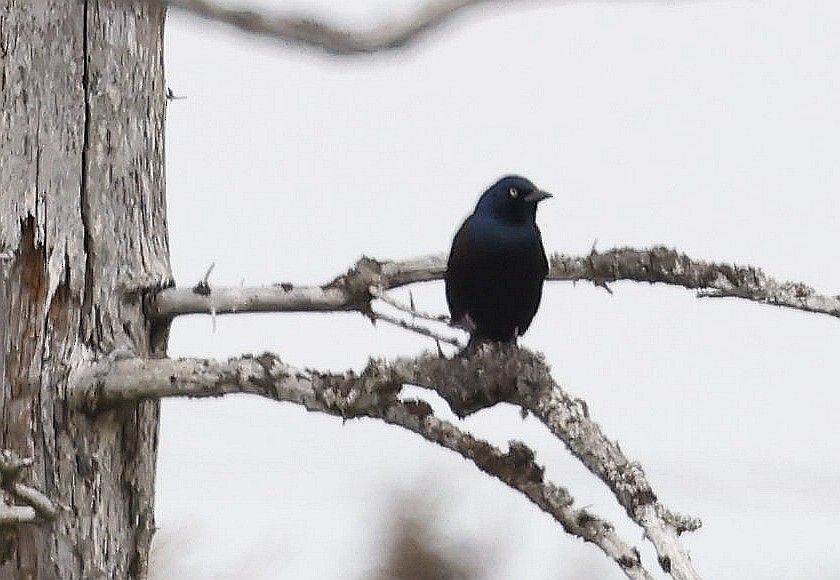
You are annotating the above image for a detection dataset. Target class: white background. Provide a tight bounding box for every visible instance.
[150,1,840,578]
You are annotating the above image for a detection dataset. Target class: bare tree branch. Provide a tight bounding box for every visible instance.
[148,247,840,326]
[147,254,444,318]
[503,349,700,579]
[0,504,37,525]
[549,247,840,318]
[73,347,700,579]
[369,284,451,325]
[368,308,464,347]
[367,283,464,346]
[0,449,59,523]
[164,0,492,55]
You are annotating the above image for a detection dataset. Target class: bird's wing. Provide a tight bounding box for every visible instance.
[516,227,549,336]
[445,220,477,326]
[536,226,549,277]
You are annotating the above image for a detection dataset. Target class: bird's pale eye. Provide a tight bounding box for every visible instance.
[509,187,519,198]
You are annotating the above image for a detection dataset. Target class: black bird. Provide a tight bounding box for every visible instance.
[446,175,552,345]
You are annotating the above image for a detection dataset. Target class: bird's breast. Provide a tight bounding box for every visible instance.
[469,217,540,252]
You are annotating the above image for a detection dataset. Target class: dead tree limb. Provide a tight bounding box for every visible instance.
[0,450,59,524]
[148,247,840,327]
[165,0,493,55]
[73,346,703,579]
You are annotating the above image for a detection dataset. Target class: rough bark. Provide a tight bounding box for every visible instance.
[0,2,170,579]
[74,348,704,580]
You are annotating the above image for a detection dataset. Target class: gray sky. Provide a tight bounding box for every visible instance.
[152,1,840,578]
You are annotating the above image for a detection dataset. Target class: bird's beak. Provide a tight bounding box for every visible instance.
[524,190,553,203]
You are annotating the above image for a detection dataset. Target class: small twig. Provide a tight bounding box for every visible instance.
[166,87,187,101]
[657,504,702,534]
[193,261,215,296]
[593,279,614,295]
[369,285,450,324]
[587,243,614,295]
[370,308,463,348]
[190,262,217,331]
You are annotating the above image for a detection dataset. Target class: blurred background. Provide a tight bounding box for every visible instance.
[151,1,840,578]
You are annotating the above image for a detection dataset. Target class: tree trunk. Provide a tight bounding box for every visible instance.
[1,2,170,578]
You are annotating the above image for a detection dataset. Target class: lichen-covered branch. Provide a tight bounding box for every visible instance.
[72,346,702,579]
[73,352,658,580]
[148,247,840,326]
[164,0,490,55]
[500,350,701,579]
[549,247,840,318]
[0,450,58,524]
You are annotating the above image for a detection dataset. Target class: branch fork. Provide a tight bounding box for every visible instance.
[74,345,701,579]
[125,244,840,579]
[0,450,58,524]
[149,247,840,327]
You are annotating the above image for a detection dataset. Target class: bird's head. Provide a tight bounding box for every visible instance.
[474,175,552,224]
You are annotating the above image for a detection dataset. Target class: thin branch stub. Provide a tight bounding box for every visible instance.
[0,449,59,523]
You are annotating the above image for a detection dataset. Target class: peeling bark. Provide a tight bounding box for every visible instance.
[0,2,171,578]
